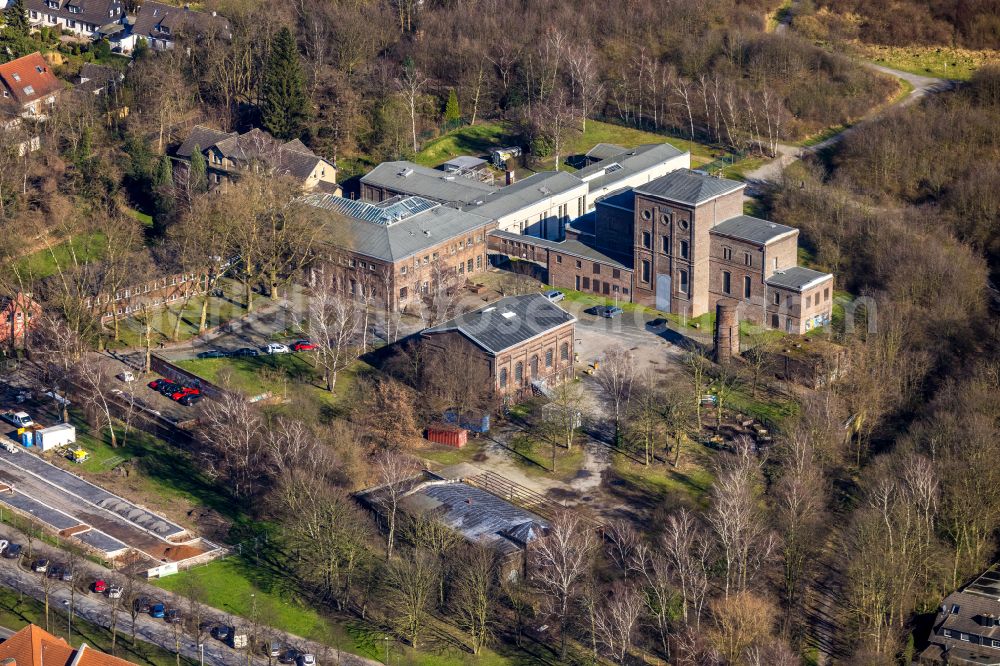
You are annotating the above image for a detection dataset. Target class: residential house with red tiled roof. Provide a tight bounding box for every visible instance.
[0,624,139,666]
[0,52,62,119]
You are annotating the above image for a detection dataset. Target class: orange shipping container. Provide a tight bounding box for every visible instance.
[426,427,468,449]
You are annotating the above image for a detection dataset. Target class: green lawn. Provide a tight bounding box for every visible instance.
[609,443,716,509]
[414,123,515,167]
[125,207,154,227]
[154,558,521,666]
[112,279,272,349]
[17,231,107,279]
[0,582,195,666]
[726,386,799,427]
[854,42,998,80]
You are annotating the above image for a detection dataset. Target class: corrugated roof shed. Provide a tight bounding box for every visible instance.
[362,160,497,205]
[490,230,630,270]
[709,215,797,245]
[635,168,744,205]
[424,293,575,354]
[765,266,833,291]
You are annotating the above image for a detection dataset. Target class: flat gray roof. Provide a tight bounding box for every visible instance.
[576,143,687,192]
[635,168,744,205]
[595,188,635,212]
[304,194,490,263]
[362,161,497,205]
[463,171,585,219]
[490,230,630,270]
[766,266,833,291]
[584,143,626,160]
[710,215,797,245]
[424,293,575,354]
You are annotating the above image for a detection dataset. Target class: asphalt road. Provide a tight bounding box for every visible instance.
[0,530,380,666]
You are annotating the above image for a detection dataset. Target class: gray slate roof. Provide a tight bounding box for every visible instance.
[128,0,230,42]
[765,266,833,292]
[584,143,625,160]
[399,480,549,556]
[176,125,333,183]
[463,171,584,219]
[710,215,797,245]
[175,125,234,158]
[74,63,122,94]
[595,188,636,212]
[24,0,125,29]
[302,194,489,263]
[635,168,744,205]
[490,230,630,270]
[362,160,497,205]
[424,293,575,355]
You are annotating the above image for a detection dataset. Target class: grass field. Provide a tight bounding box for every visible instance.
[112,279,272,349]
[17,232,107,279]
[609,442,716,509]
[414,123,515,167]
[154,557,522,666]
[0,582,195,666]
[854,42,999,80]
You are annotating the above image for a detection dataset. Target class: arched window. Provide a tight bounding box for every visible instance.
[530,355,539,377]
[499,367,508,388]
[515,362,524,384]
[561,342,569,360]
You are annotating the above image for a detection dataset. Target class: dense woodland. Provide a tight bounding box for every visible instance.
[0,0,998,664]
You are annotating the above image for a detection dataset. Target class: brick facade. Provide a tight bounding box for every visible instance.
[766,277,835,335]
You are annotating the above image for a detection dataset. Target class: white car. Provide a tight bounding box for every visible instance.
[264,343,291,355]
[1,412,33,429]
[107,585,123,599]
[117,371,136,383]
[543,290,565,303]
[0,540,8,555]
[297,654,315,666]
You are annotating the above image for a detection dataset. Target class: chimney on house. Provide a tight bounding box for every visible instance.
[505,170,516,186]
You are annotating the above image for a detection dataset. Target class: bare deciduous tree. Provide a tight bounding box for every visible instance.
[385,550,438,648]
[595,345,636,445]
[308,270,360,393]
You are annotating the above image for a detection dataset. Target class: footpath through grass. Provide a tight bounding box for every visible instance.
[853,41,998,80]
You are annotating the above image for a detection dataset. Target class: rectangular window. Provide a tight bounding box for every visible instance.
[556,255,562,264]
[593,279,600,293]
[576,260,582,269]
[825,287,830,301]
[744,276,751,299]
[679,269,688,294]
[806,295,811,308]
[642,231,651,249]
[477,256,482,269]
[545,350,553,367]
[467,259,473,272]
[723,247,732,261]
[399,287,407,300]
[662,236,670,254]
[612,269,620,279]
[583,277,590,289]
[744,251,752,266]
[593,263,601,275]
[641,260,650,284]
[722,271,731,295]
[771,314,779,328]
[773,257,778,271]
[432,252,439,262]
[961,633,970,642]
[458,263,465,274]
[401,265,407,275]
[680,240,689,259]
[603,283,610,295]
[773,291,780,305]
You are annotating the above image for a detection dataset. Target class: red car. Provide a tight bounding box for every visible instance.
[93,579,107,594]
[291,340,316,352]
[169,386,200,401]
[148,379,168,390]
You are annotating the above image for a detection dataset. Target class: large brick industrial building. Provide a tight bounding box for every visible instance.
[489,169,834,335]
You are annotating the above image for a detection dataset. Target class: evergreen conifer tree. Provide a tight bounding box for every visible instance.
[444,89,461,125]
[0,0,33,62]
[189,145,207,194]
[260,27,308,140]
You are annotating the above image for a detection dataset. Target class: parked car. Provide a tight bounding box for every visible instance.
[156,382,183,397]
[587,305,624,318]
[298,654,315,666]
[4,544,22,559]
[32,559,48,573]
[232,347,260,357]
[264,342,290,354]
[543,290,565,303]
[107,585,123,599]
[291,340,315,352]
[196,349,228,359]
[92,579,107,594]
[1,411,33,429]
[278,649,300,665]
[211,625,231,642]
[61,568,74,582]
[47,564,62,579]
[267,642,283,658]
[646,317,668,328]
[0,540,9,555]
[134,597,151,613]
[147,379,169,391]
[165,609,181,624]
[178,393,202,407]
[117,371,136,383]
[150,602,166,618]
[169,386,200,401]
